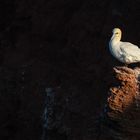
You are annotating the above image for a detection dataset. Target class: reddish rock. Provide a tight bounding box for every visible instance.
[100,67,140,140]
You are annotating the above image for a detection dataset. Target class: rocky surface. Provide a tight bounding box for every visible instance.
[0,0,140,140]
[42,66,140,140]
[100,67,140,140]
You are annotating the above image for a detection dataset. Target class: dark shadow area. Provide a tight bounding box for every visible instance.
[0,0,140,140]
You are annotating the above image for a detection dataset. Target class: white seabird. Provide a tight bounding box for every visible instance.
[109,28,140,65]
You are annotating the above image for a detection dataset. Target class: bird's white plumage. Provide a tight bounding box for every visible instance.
[109,28,140,64]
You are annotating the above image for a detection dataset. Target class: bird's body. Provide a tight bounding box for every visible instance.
[109,28,140,64]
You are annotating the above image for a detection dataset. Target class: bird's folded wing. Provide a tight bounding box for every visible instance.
[120,42,140,57]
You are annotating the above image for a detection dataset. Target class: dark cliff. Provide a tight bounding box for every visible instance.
[0,0,140,140]
[100,67,140,140]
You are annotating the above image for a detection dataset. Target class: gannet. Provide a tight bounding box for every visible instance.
[109,28,140,65]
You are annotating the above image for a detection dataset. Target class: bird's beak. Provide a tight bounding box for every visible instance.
[111,34,115,40]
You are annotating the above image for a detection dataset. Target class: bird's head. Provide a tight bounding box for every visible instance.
[111,28,122,41]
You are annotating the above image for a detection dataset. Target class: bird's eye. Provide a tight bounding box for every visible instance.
[115,32,119,34]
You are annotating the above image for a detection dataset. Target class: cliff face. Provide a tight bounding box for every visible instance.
[0,0,140,140]
[100,67,140,140]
